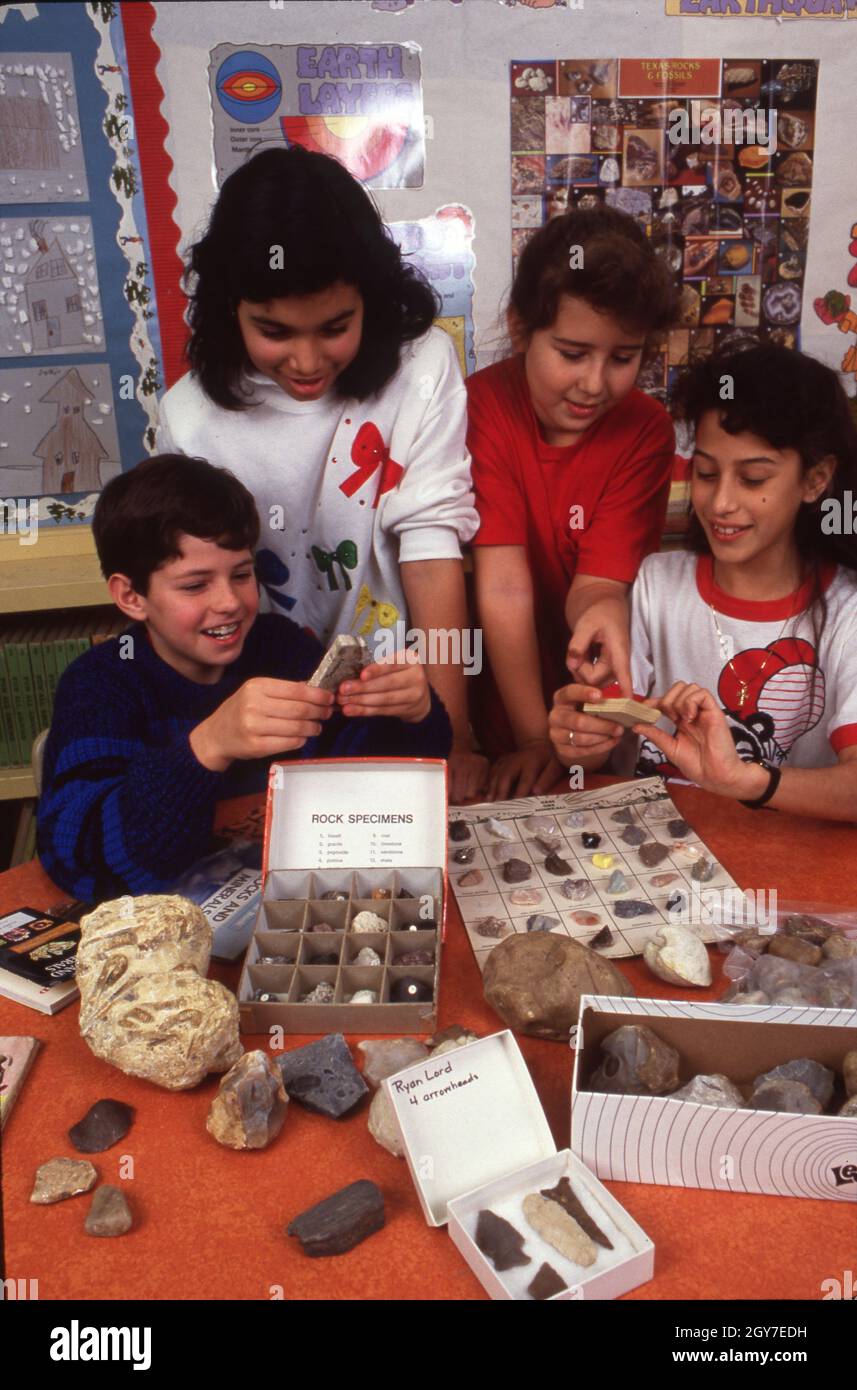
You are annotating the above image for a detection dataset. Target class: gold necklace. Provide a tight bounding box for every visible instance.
[709,602,798,710]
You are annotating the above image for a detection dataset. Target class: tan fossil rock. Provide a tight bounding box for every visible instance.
[31,1157,98,1204]
[483,933,632,1041]
[76,895,241,1090]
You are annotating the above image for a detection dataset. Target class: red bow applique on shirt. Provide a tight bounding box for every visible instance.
[339,422,404,508]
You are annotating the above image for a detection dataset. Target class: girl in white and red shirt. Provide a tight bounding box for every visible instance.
[549,344,857,823]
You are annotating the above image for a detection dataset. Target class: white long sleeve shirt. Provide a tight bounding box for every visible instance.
[156,326,479,646]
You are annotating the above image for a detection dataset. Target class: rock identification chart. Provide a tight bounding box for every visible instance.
[510,57,818,408]
[449,778,747,972]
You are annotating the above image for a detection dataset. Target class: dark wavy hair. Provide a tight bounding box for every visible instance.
[509,206,679,354]
[184,147,439,408]
[93,455,260,595]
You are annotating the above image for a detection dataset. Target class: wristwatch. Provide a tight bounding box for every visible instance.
[740,758,782,810]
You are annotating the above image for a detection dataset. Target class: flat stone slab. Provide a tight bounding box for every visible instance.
[31,1157,98,1204]
[277,1034,368,1118]
[287,1179,384,1256]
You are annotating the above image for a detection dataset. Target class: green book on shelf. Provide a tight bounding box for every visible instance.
[4,622,29,766]
[9,622,38,765]
[0,636,11,768]
[28,622,53,736]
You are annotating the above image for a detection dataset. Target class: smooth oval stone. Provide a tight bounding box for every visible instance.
[592,853,614,870]
[69,1099,135,1154]
[309,952,339,966]
[651,872,680,888]
[614,900,655,918]
[559,879,592,902]
[349,990,379,1004]
[667,818,690,838]
[542,852,571,876]
[509,888,543,906]
[572,911,601,926]
[354,947,382,967]
[458,869,484,887]
[398,948,435,966]
[690,856,717,882]
[485,817,514,840]
[301,981,336,1004]
[611,808,635,825]
[639,842,670,868]
[448,820,471,842]
[620,825,646,847]
[607,870,628,895]
[390,977,433,1003]
[453,846,475,865]
[564,811,586,829]
[581,833,601,849]
[526,914,560,933]
[476,917,508,939]
[85,1184,133,1237]
[503,858,532,884]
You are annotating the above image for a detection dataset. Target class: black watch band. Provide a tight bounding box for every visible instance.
[740,758,782,810]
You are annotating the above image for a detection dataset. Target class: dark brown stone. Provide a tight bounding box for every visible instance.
[768,934,823,967]
[68,1099,135,1154]
[528,1262,567,1300]
[475,1209,531,1271]
[448,820,471,842]
[639,842,670,868]
[540,1176,613,1249]
[544,852,573,876]
[287,1179,385,1256]
[503,858,532,884]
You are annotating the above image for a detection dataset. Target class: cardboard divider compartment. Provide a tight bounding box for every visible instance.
[571,995,857,1202]
[237,757,447,1034]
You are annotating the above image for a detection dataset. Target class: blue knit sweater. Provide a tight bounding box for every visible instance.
[37,613,452,901]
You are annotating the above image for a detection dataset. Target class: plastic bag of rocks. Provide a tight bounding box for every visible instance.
[722,950,857,1010]
[715,903,857,999]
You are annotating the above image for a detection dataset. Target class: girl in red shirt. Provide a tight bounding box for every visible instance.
[467,207,677,798]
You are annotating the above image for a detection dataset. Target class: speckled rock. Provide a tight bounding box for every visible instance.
[350,910,389,934]
[483,933,632,1041]
[31,1157,98,1204]
[206,1050,289,1150]
[523,1193,596,1267]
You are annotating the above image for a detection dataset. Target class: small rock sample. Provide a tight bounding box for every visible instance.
[691,856,717,883]
[371,888,391,901]
[368,1087,404,1156]
[544,852,573,876]
[572,911,601,927]
[615,899,655,918]
[350,910,389,934]
[354,946,382,967]
[258,956,290,965]
[590,1024,680,1096]
[301,980,335,1004]
[31,1157,98,1205]
[607,870,628,894]
[206,1051,289,1150]
[671,1074,745,1108]
[278,1034,368,1118]
[509,888,543,906]
[768,934,822,967]
[475,916,509,939]
[305,920,340,933]
[475,1209,531,1270]
[564,811,586,828]
[823,933,857,960]
[590,926,613,950]
[651,872,679,888]
[667,818,690,838]
[644,925,712,986]
[483,933,632,1041]
[643,801,673,822]
[620,825,646,847]
[677,843,702,860]
[534,834,562,855]
[390,977,433,1003]
[844,1050,857,1099]
[733,929,772,956]
[526,815,560,836]
[76,894,241,1091]
[540,1176,613,1249]
[492,843,518,863]
[288,1179,385,1257]
[839,1096,857,1118]
[747,1079,822,1115]
[503,858,532,884]
[526,914,559,933]
[349,990,379,1004]
[639,842,670,868]
[611,808,635,824]
[68,1099,135,1154]
[449,820,471,842]
[485,817,514,840]
[458,869,484,888]
[430,1025,478,1054]
[84,1185,133,1237]
[358,1038,429,1089]
[559,879,592,902]
[592,853,615,870]
[522,1193,596,1268]
[753,1059,834,1109]
[321,890,349,901]
[254,990,288,1003]
[453,847,475,865]
[528,1263,568,1300]
[783,913,834,946]
[398,947,435,966]
[582,833,601,849]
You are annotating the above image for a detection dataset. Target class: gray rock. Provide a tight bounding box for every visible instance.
[671,1074,745,1108]
[357,1038,430,1089]
[368,1086,404,1156]
[68,1099,135,1154]
[620,825,646,847]
[754,1058,834,1109]
[746,1079,822,1115]
[85,1184,133,1237]
[277,1034,368,1118]
[287,1179,385,1257]
[590,1024,681,1096]
[526,914,559,933]
[301,980,336,1004]
[206,1050,289,1150]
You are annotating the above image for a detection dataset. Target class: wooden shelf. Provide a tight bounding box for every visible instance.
[0,765,36,801]
[0,526,108,615]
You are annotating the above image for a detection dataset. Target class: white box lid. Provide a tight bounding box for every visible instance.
[383,1030,557,1226]
[263,757,447,874]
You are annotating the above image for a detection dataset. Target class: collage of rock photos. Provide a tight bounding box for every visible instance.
[448,786,745,972]
[510,57,818,408]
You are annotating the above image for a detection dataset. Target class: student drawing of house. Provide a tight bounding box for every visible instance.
[34,368,108,494]
[25,222,85,352]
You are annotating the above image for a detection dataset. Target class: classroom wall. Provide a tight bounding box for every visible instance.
[153,0,857,385]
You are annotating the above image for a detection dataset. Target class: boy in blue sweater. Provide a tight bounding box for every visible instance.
[37,455,451,901]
